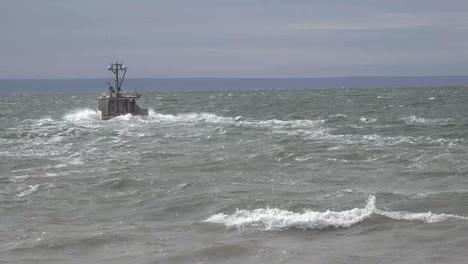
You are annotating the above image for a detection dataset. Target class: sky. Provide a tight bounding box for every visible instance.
[2,0,468,79]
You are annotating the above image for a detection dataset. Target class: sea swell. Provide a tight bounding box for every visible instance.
[47,109,465,147]
[2,88,468,263]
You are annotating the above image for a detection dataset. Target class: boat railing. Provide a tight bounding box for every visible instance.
[119,90,141,97]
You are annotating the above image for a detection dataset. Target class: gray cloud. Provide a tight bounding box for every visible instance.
[1,1,468,78]
[285,12,468,32]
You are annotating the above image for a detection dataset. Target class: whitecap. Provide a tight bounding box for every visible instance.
[402,115,427,124]
[401,115,452,126]
[148,111,235,124]
[147,108,157,117]
[111,113,134,121]
[331,114,347,118]
[376,210,468,223]
[205,195,467,230]
[148,110,325,131]
[205,195,376,230]
[360,117,377,123]
[63,108,100,122]
[17,185,40,197]
[327,145,344,151]
[12,175,30,182]
[36,117,54,125]
[295,155,313,161]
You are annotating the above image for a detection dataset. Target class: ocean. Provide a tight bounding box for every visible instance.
[0,86,467,263]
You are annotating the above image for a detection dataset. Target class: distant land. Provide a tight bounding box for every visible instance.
[1,76,468,94]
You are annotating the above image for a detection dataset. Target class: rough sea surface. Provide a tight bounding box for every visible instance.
[1,87,467,263]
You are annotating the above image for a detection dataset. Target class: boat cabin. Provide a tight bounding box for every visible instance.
[97,62,148,120]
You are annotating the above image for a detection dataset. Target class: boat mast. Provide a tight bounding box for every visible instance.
[107,62,127,97]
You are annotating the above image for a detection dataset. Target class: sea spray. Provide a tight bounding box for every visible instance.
[63,108,100,122]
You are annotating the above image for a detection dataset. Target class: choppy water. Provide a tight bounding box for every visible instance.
[1,87,467,263]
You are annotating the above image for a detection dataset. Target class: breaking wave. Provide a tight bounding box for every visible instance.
[360,117,377,123]
[63,108,100,122]
[401,115,452,126]
[149,111,236,124]
[148,110,325,129]
[377,210,467,223]
[17,184,40,197]
[205,195,468,231]
[21,109,464,150]
[26,109,463,149]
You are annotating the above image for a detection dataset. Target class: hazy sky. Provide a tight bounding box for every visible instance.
[2,0,468,78]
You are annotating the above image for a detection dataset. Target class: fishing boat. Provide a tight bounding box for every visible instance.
[97,62,148,120]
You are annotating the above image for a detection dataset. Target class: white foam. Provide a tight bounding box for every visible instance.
[401,115,451,126]
[331,113,348,118]
[402,115,427,124]
[205,195,468,230]
[295,155,313,161]
[360,117,377,123]
[148,108,157,117]
[377,95,394,99]
[111,113,134,121]
[148,111,235,124]
[17,184,40,197]
[253,119,324,129]
[206,195,376,230]
[376,210,468,223]
[37,117,54,125]
[147,111,325,133]
[63,108,100,122]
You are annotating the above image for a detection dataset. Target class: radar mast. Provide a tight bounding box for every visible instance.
[107,62,127,97]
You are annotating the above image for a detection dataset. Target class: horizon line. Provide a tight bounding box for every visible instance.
[3,74,468,81]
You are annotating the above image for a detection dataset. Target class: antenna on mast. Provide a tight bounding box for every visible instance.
[107,61,127,96]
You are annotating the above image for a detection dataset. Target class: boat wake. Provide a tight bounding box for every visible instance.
[205,195,468,231]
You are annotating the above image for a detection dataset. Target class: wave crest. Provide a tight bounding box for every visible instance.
[148,110,324,129]
[205,195,467,230]
[63,108,100,122]
[206,195,376,230]
[376,210,468,223]
[149,111,235,123]
[401,115,452,126]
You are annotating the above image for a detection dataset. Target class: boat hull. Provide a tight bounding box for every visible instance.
[98,108,149,120]
[97,97,148,120]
